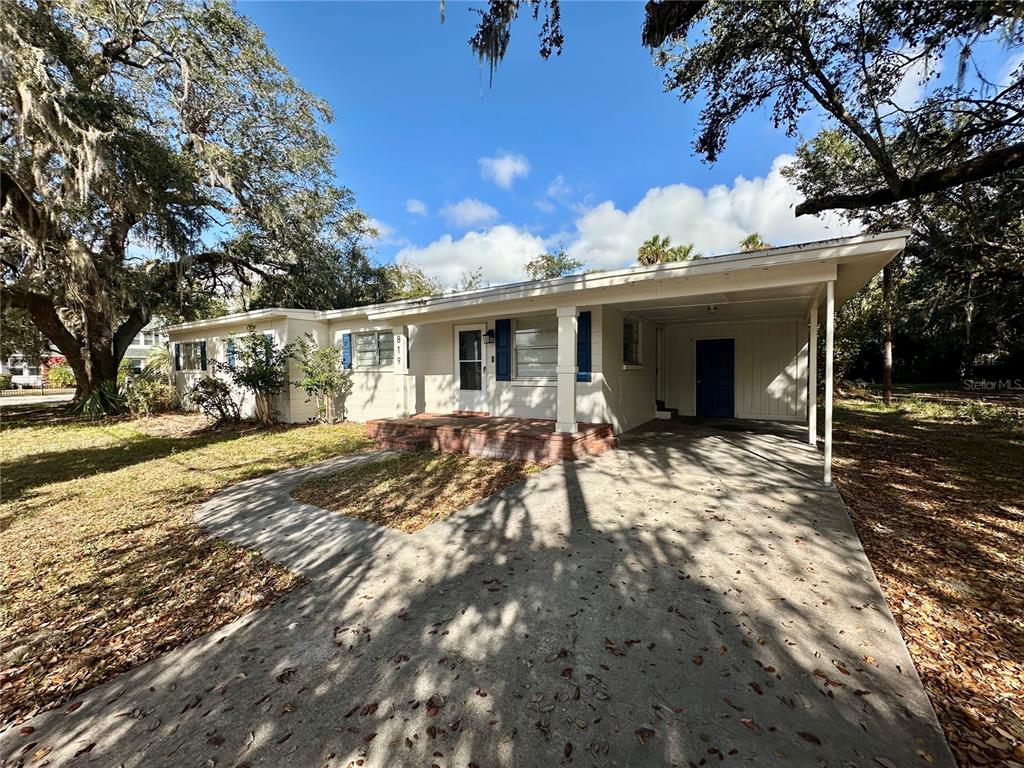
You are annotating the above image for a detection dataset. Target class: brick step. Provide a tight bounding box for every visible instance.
[366,416,617,464]
[378,432,430,451]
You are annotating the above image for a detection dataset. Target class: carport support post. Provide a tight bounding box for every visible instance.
[393,325,410,418]
[808,302,818,446]
[555,305,578,433]
[824,281,835,485]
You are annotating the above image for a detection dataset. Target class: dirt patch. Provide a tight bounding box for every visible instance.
[292,450,545,533]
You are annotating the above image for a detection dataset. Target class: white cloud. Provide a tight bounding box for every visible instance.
[564,155,855,269]
[546,174,572,200]
[478,151,531,189]
[394,154,855,288]
[405,198,428,216]
[366,217,407,247]
[439,198,500,228]
[536,174,572,213]
[999,50,1024,88]
[394,225,547,285]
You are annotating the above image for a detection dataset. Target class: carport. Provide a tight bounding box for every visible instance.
[600,232,908,483]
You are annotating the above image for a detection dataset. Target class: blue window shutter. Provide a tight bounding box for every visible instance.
[495,319,511,381]
[576,311,592,382]
[174,343,181,372]
[342,333,352,369]
[199,341,207,371]
[227,338,236,369]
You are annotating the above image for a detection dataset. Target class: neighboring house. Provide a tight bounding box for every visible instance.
[3,351,64,389]
[165,230,909,483]
[1,320,166,389]
[124,320,169,374]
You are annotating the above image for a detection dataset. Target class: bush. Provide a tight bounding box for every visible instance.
[125,379,179,417]
[187,377,240,423]
[216,326,292,425]
[72,382,127,418]
[46,362,75,388]
[292,333,353,423]
[0,373,11,391]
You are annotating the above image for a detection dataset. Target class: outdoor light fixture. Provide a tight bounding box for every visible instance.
[484,328,496,343]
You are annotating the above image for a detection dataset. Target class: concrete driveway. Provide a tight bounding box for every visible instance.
[0,420,953,767]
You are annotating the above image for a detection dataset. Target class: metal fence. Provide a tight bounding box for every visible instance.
[0,385,76,397]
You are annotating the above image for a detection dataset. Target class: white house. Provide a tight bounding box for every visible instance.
[165,230,909,483]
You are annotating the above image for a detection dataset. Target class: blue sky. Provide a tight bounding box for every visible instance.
[238,2,1016,286]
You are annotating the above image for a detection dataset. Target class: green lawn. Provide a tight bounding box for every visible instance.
[833,394,1024,768]
[0,407,374,726]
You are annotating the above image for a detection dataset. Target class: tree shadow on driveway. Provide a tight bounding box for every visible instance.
[0,425,954,767]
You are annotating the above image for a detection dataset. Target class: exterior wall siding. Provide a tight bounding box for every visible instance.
[170,318,286,421]
[663,319,808,422]
[600,305,657,433]
[167,310,807,429]
[408,306,609,425]
[327,322,396,421]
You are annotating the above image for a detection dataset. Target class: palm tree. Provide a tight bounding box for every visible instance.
[141,345,174,384]
[739,233,773,252]
[637,235,702,265]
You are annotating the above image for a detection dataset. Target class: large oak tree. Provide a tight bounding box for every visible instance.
[1,0,366,408]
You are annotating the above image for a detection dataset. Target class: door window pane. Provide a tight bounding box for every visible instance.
[459,330,481,361]
[459,361,482,390]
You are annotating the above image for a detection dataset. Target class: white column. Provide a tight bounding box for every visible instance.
[823,281,835,485]
[808,301,818,447]
[555,306,578,433]
[393,325,410,418]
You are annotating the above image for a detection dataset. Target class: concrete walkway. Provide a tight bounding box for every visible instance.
[0,422,954,767]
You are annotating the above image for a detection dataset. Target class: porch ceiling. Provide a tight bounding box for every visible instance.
[615,283,817,324]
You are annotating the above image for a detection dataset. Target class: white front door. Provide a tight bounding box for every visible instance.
[453,324,488,413]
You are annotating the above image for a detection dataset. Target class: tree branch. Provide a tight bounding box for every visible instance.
[0,286,80,360]
[795,142,1024,215]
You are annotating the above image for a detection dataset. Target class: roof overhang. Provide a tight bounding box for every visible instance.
[163,230,908,333]
[164,308,319,335]
[367,230,908,324]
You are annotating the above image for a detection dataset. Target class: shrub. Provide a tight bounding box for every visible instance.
[125,379,179,417]
[187,377,240,423]
[72,382,127,418]
[292,333,353,423]
[215,326,293,426]
[0,374,12,391]
[46,362,75,388]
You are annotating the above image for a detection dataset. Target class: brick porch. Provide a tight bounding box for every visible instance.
[365,414,617,464]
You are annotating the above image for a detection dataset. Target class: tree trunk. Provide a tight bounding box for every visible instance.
[881,263,894,405]
[960,272,977,379]
[4,284,149,411]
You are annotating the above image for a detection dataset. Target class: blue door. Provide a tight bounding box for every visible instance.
[696,339,735,418]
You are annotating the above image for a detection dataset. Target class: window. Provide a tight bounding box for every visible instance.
[354,330,394,367]
[623,317,642,366]
[180,341,204,371]
[514,316,557,379]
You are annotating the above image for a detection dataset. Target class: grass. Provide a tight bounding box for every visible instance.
[833,394,1024,768]
[0,405,374,726]
[292,450,545,533]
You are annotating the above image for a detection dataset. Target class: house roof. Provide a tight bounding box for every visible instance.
[165,229,909,333]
